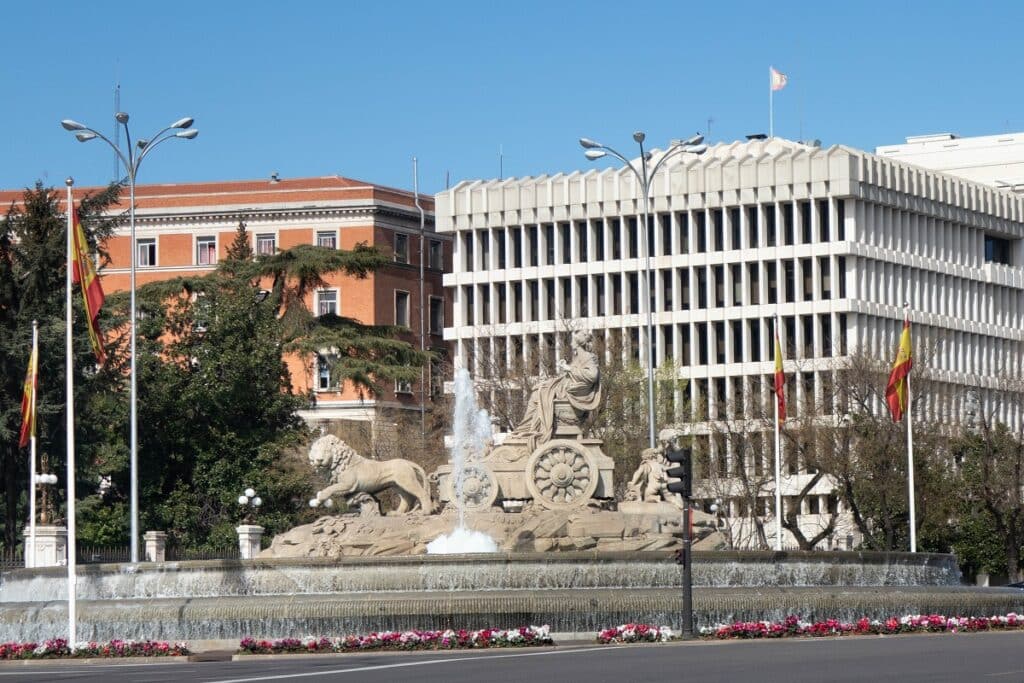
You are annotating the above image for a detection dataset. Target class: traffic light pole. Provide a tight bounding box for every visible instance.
[666,445,695,639]
[681,497,694,639]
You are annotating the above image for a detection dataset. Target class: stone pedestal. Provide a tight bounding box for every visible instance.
[143,531,167,563]
[236,525,264,560]
[22,525,67,568]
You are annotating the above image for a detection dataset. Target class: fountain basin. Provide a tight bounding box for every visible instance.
[1,551,1012,643]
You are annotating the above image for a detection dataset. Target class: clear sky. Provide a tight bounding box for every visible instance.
[2,0,1022,195]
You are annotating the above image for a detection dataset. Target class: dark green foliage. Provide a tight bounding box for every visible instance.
[0,183,125,547]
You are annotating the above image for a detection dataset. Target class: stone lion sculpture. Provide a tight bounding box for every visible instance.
[308,435,433,514]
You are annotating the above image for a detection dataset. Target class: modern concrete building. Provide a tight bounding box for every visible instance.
[1,175,451,425]
[437,136,1024,549]
[878,131,1024,192]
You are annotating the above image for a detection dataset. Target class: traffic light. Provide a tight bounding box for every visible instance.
[665,447,692,498]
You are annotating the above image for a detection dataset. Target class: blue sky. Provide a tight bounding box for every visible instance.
[2,0,1022,195]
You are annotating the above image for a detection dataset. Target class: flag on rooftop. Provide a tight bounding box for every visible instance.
[770,66,788,91]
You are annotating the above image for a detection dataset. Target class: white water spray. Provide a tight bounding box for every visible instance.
[427,368,498,554]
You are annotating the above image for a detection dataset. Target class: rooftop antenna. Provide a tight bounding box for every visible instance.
[707,117,714,141]
[499,144,504,180]
[445,170,450,189]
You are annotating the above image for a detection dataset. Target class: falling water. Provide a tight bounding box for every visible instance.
[427,368,498,553]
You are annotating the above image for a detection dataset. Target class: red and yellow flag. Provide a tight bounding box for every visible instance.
[773,324,786,424]
[885,318,913,422]
[17,343,38,448]
[71,207,106,364]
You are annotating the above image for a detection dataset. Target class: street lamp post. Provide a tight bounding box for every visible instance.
[580,133,707,448]
[60,113,198,564]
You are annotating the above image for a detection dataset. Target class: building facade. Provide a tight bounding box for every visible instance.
[1,175,451,424]
[437,137,1024,549]
[878,132,1024,192]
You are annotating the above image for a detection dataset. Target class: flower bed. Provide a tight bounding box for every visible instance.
[238,626,552,655]
[0,639,189,660]
[597,613,1024,644]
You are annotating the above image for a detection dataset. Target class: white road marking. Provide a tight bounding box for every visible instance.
[203,646,614,683]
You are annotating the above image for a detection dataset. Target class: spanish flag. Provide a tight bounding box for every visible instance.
[774,323,786,424]
[71,207,106,364]
[17,342,38,449]
[885,318,913,422]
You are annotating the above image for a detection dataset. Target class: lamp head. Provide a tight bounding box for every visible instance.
[632,131,646,144]
[252,497,262,508]
[75,132,97,143]
[584,150,606,161]
[176,129,199,140]
[244,487,256,498]
[137,139,148,149]
[578,137,602,149]
[681,133,704,147]
[238,495,249,505]
[115,112,129,124]
[686,144,708,155]
[61,119,87,131]
[170,117,194,129]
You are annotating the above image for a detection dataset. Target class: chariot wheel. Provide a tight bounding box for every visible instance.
[450,462,499,511]
[524,439,598,509]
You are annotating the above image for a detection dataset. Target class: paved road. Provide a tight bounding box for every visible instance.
[1,631,1022,682]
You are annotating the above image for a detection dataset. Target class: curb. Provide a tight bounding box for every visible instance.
[0,655,194,668]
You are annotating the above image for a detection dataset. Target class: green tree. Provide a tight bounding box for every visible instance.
[132,222,429,548]
[0,183,126,548]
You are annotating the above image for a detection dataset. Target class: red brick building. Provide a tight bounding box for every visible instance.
[2,175,450,424]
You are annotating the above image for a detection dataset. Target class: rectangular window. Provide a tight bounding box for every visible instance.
[577,276,589,317]
[784,260,796,303]
[747,206,759,248]
[429,296,444,334]
[985,235,1012,265]
[560,223,571,264]
[137,238,156,267]
[256,234,276,256]
[713,265,724,307]
[731,264,742,305]
[544,224,555,265]
[730,208,741,250]
[610,220,622,259]
[497,283,507,323]
[676,212,689,253]
[837,257,846,297]
[317,355,336,390]
[480,285,490,325]
[429,239,443,269]
[196,236,216,266]
[801,201,812,244]
[628,273,639,314]
[395,233,409,264]
[783,203,795,245]
[611,274,622,315]
[820,258,831,299]
[818,200,830,241]
[480,231,490,269]
[680,270,690,310]
[713,209,724,251]
[696,213,707,252]
[316,231,337,249]
[577,222,588,261]
[595,276,605,315]
[662,270,673,311]
[510,227,522,268]
[660,214,672,256]
[627,218,639,259]
[801,257,813,301]
[395,379,413,395]
[464,285,475,325]
[528,225,539,266]
[767,262,778,304]
[317,289,338,317]
[497,231,507,269]
[593,221,604,260]
[697,268,707,309]
[749,320,761,362]
[765,206,777,247]
[748,263,760,305]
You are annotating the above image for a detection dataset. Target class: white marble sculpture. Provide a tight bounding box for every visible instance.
[309,435,433,514]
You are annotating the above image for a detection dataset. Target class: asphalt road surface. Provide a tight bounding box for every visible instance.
[1,631,1023,682]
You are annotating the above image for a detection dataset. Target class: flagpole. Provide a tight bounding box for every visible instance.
[28,320,38,569]
[905,307,916,553]
[64,178,77,646]
[769,68,774,138]
[774,314,783,551]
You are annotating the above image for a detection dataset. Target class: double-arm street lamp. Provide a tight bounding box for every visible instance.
[60,113,198,564]
[580,132,707,448]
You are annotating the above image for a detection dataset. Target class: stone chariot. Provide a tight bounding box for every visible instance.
[434,400,615,512]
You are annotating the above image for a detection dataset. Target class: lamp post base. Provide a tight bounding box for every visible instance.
[236,525,264,560]
[22,525,67,568]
